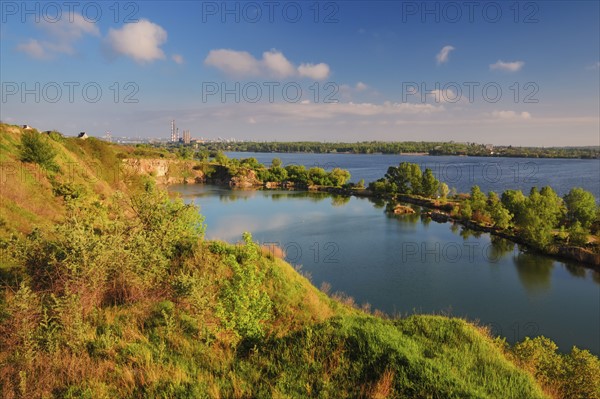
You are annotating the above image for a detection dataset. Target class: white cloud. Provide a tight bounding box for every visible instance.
[436,45,455,65]
[105,19,167,64]
[16,39,48,59]
[172,54,184,64]
[491,110,532,120]
[205,49,261,76]
[490,60,525,72]
[263,50,296,77]
[205,49,330,80]
[297,63,330,80]
[356,82,368,91]
[39,13,100,42]
[427,89,459,103]
[16,13,99,59]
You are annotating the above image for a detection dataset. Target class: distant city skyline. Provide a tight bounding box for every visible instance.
[1,1,599,146]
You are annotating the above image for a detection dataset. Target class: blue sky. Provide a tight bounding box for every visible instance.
[1,0,599,145]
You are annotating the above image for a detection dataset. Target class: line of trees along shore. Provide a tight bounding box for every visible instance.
[127,142,600,254]
[370,162,599,251]
[130,141,599,254]
[182,141,600,159]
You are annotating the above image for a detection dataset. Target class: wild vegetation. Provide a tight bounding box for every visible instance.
[370,162,600,253]
[1,124,599,398]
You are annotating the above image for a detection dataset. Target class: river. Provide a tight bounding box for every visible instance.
[171,154,600,354]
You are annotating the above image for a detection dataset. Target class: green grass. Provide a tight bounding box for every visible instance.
[2,123,599,398]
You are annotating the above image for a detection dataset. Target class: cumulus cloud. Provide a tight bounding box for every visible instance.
[297,63,330,80]
[16,13,99,59]
[355,82,368,91]
[205,49,331,80]
[172,54,184,64]
[436,45,455,65]
[263,50,296,77]
[105,19,167,64]
[491,110,532,119]
[16,39,48,60]
[205,49,261,76]
[490,60,525,72]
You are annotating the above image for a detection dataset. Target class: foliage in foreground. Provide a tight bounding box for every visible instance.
[1,125,599,398]
[1,187,598,398]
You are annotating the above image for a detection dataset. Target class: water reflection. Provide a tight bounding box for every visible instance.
[459,227,484,240]
[331,195,351,207]
[565,263,587,278]
[513,252,554,293]
[487,236,516,260]
[170,183,600,354]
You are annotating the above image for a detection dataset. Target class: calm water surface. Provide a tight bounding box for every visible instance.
[226,151,600,197]
[171,184,600,354]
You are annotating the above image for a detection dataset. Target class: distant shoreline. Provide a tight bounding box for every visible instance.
[222,149,599,160]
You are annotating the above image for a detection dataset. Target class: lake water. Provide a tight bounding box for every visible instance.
[171,183,600,355]
[226,151,600,198]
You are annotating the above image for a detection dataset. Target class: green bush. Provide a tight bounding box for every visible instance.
[19,130,59,171]
[217,233,272,341]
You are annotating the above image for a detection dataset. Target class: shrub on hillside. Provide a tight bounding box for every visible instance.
[19,130,59,172]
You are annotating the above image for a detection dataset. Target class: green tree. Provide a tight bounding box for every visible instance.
[177,146,193,160]
[328,168,351,187]
[562,347,600,399]
[285,165,309,185]
[385,162,422,194]
[271,157,282,168]
[460,201,473,220]
[214,151,228,165]
[487,192,512,229]
[567,221,588,246]
[307,167,328,185]
[421,168,440,198]
[20,131,58,171]
[502,190,528,226]
[438,182,450,202]
[469,186,487,213]
[195,150,209,161]
[539,186,565,227]
[564,188,598,229]
[269,166,288,182]
[519,205,554,249]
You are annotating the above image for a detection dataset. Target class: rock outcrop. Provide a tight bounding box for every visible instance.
[122,159,205,185]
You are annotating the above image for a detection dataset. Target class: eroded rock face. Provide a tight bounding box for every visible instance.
[229,169,262,188]
[123,159,171,177]
[122,159,205,184]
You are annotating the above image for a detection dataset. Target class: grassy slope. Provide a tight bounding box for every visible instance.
[0,124,131,235]
[0,124,549,398]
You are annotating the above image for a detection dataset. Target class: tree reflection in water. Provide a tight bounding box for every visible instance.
[513,252,554,293]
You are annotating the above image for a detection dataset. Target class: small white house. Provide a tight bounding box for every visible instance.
[77,132,88,139]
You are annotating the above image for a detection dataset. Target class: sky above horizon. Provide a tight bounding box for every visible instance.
[1,1,599,145]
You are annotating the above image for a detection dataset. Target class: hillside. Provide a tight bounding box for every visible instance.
[1,124,598,398]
